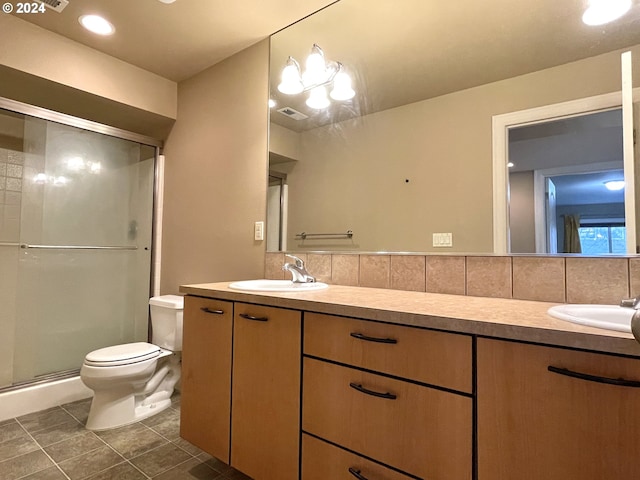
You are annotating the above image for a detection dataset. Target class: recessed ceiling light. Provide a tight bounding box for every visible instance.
[582,0,632,26]
[79,14,115,36]
[604,180,625,191]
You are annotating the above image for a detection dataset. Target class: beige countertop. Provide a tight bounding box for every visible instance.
[179,282,640,357]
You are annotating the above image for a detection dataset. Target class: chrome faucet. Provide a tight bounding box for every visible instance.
[620,296,640,343]
[282,254,316,283]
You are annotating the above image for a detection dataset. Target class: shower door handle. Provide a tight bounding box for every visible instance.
[20,244,138,250]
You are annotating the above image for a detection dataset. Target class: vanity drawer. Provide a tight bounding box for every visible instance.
[302,357,472,480]
[301,434,413,480]
[304,312,472,393]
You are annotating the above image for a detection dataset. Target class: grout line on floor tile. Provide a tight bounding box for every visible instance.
[12,418,72,480]
[59,404,90,425]
[125,461,152,480]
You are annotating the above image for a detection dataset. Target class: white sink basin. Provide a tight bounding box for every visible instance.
[228,279,329,292]
[547,304,633,333]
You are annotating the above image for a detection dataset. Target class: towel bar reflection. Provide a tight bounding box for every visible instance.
[20,244,138,251]
[296,230,353,240]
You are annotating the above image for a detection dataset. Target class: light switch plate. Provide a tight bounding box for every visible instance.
[254,221,264,241]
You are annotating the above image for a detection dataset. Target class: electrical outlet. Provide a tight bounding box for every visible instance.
[432,232,453,247]
[254,221,264,241]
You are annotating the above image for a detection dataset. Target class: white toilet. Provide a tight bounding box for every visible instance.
[80,295,184,431]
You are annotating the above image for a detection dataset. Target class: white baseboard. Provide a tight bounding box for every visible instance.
[0,376,92,422]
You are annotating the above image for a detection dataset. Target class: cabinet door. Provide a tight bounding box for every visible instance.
[478,338,640,480]
[231,303,301,480]
[180,296,233,462]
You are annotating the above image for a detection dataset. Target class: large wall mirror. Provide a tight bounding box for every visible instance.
[267,0,640,255]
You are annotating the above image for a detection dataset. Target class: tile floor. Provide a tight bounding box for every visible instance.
[0,395,252,480]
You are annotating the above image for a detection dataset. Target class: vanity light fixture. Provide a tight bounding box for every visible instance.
[66,156,85,171]
[582,0,632,26]
[277,44,355,109]
[33,173,47,184]
[53,176,69,186]
[604,180,625,191]
[79,14,115,36]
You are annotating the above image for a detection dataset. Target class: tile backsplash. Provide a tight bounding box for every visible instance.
[265,252,636,305]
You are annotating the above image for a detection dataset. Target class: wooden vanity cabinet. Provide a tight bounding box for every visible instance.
[478,338,640,480]
[181,298,301,480]
[301,434,414,480]
[302,313,473,480]
[231,303,301,480]
[180,296,233,462]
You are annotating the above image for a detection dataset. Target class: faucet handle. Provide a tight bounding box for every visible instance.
[285,254,304,268]
[620,296,640,308]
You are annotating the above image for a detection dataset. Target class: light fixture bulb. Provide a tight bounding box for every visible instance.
[582,0,631,25]
[79,15,115,35]
[604,180,625,191]
[303,44,327,86]
[54,176,69,186]
[33,173,47,184]
[330,70,355,101]
[278,57,303,95]
[67,156,85,171]
[306,86,330,109]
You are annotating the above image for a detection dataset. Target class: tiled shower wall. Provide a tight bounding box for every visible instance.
[265,252,640,305]
[0,149,24,241]
[0,149,24,387]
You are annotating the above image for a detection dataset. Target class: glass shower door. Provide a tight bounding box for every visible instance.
[1,110,156,387]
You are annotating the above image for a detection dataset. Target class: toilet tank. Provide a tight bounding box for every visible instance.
[149,295,184,351]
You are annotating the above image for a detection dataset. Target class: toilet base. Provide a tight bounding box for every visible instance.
[84,354,181,431]
[85,390,173,431]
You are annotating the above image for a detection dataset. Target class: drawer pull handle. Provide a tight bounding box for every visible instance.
[350,332,397,344]
[239,313,269,322]
[349,382,397,400]
[200,307,224,315]
[348,468,369,480]
[548,366,640,388]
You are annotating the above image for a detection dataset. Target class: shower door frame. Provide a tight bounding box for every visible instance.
[0,96,164,391]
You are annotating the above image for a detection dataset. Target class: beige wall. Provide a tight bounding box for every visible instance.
[270,122,301,160]
[276,45,640,253]
[509,171,536,253]
[0,15,177,139]
[160,40,270,293]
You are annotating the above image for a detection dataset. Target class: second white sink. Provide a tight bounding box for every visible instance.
[547,304,633,333]
[229,279,328,292]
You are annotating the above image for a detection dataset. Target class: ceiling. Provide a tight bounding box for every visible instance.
[12,0,337,82]
[269,0,640,131]
[509,109,624,206]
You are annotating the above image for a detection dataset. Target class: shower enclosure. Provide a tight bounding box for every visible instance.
[0,99,159,391]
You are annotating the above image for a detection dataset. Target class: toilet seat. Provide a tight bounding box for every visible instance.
[84,342,161,367]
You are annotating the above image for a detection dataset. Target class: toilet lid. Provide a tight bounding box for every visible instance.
[84,342,161,367]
